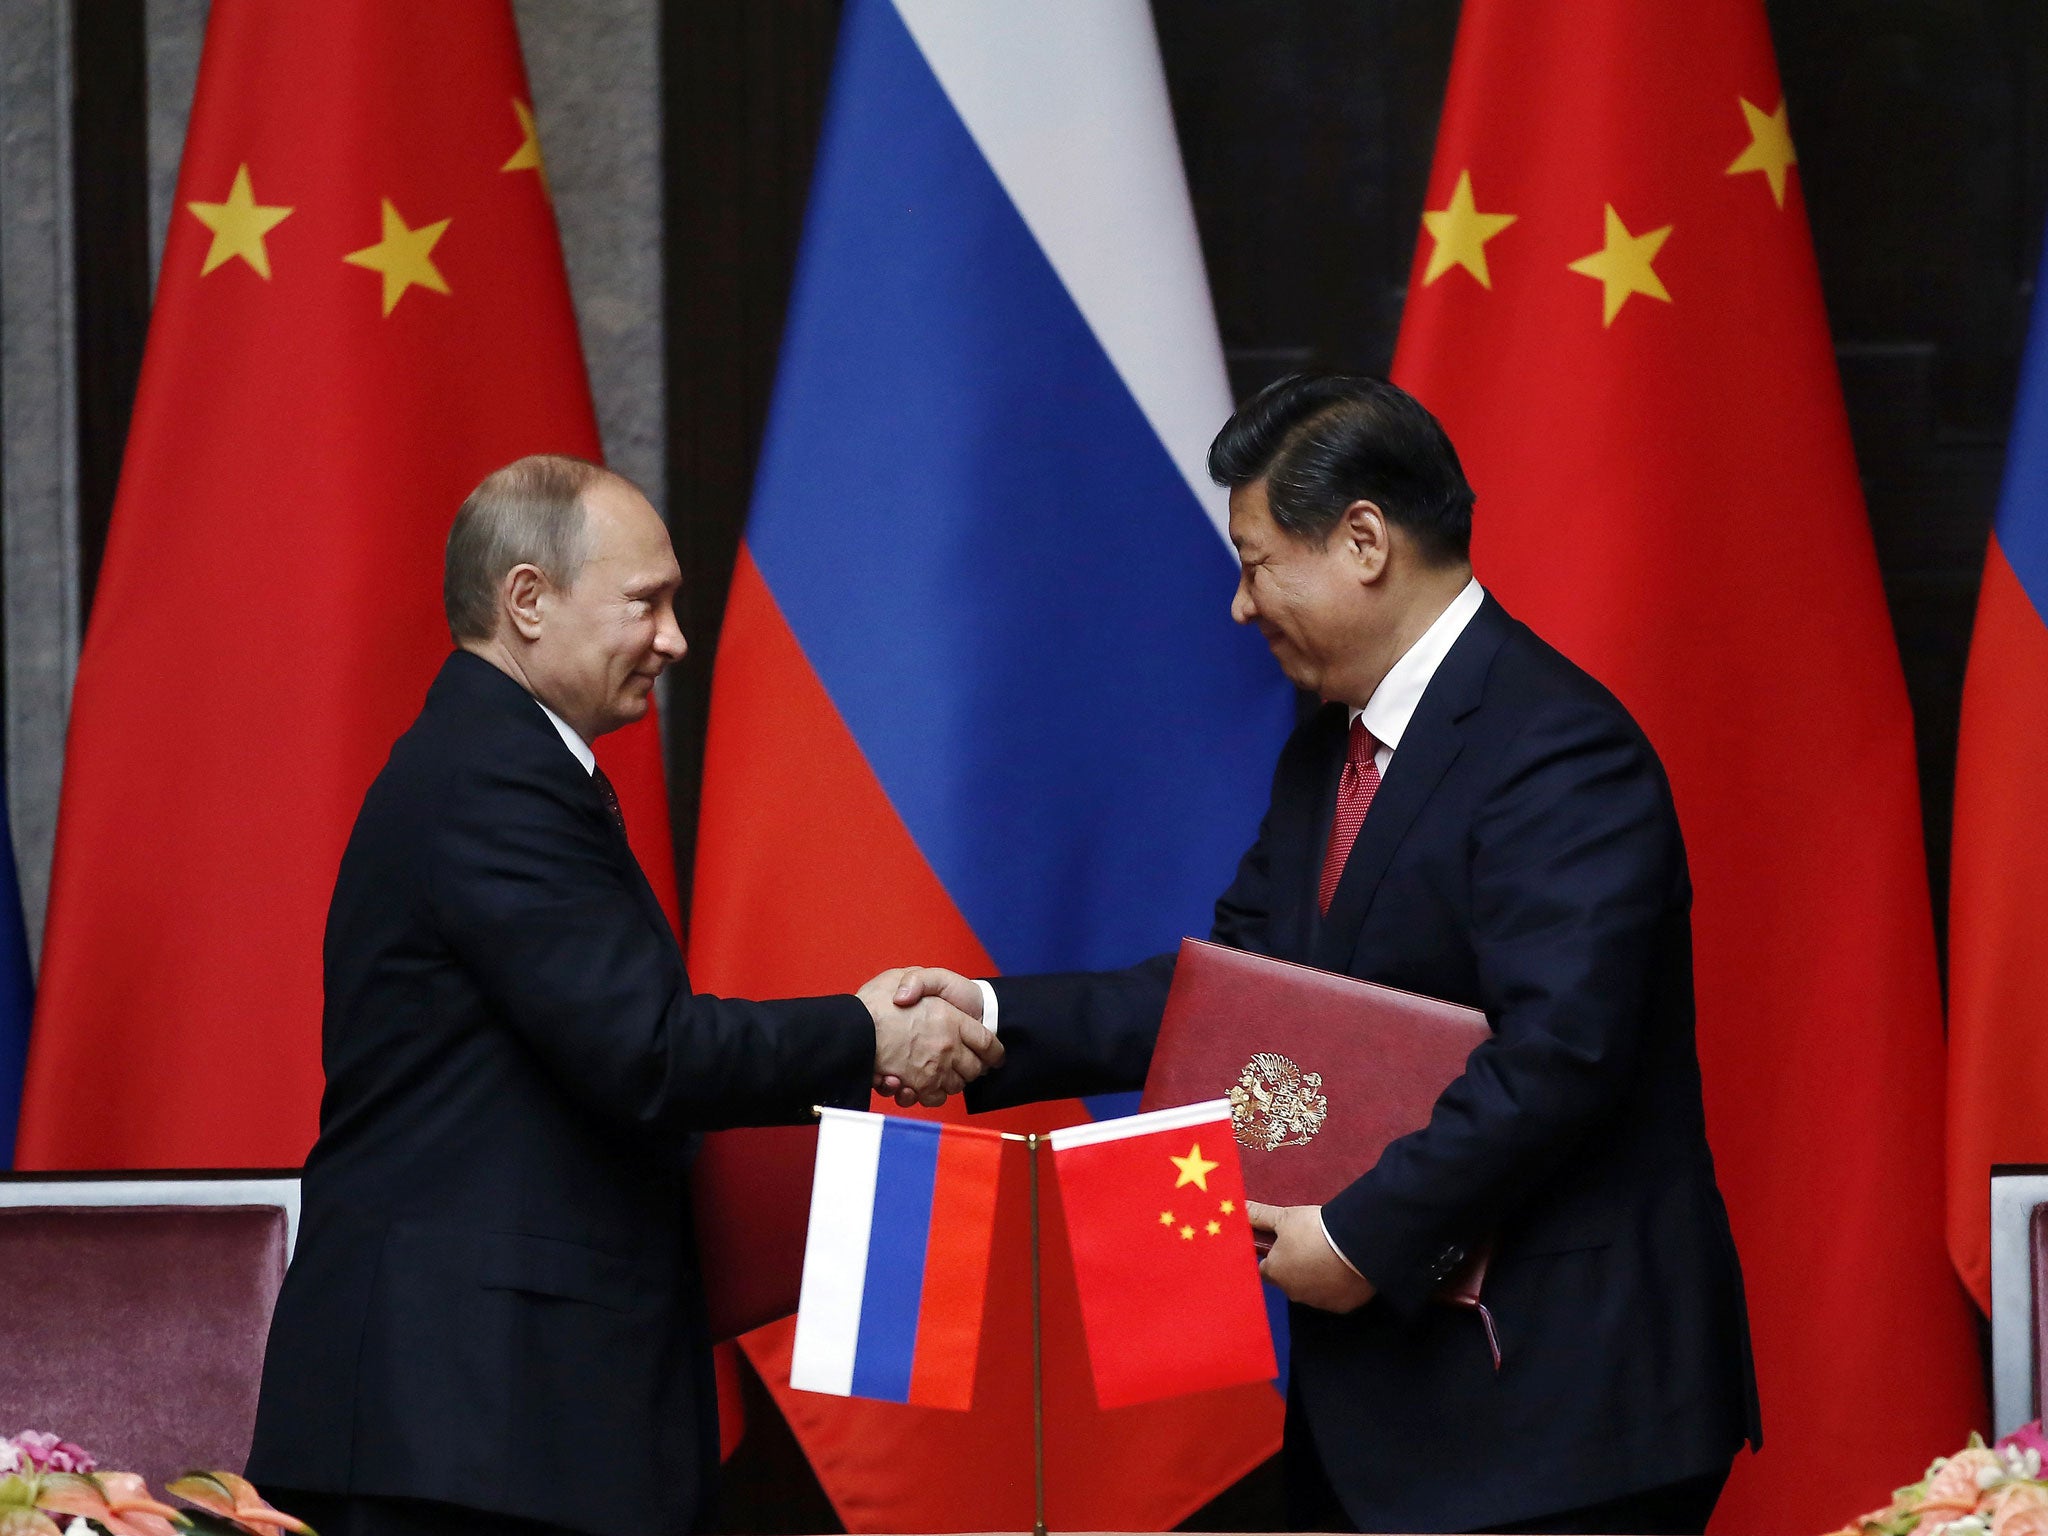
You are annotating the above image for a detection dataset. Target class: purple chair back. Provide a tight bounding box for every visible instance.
[0,1176,297,1489]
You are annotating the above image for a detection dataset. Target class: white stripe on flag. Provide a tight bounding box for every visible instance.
[891,0,1236,544]
[789,1107,886,1396]
[1046,1096,1233,1152]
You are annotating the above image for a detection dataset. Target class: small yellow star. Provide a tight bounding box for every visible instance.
[1180,1225,1196,1241]
[1567,205,1673,327]
[186,164,293,279]
[1219,1199,1236,1215]
[1420,169,1517,289]
[502,99,549,198]
[1206,1220,1222,1237]
[1726,97,1796,208]
[1158,1210,1175,1226]
[1170,1142,1221,1192]
[343,199,453,316]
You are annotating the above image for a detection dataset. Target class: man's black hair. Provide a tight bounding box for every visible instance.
[1207,372,1475,564]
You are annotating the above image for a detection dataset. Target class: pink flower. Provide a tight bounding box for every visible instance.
[6,1437,94,1476]
[2001,1425,2048,1467]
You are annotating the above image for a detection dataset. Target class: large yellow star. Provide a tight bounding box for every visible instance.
[343,199,453,316]
[1170,1142,1220,1192]
[1420,170,1517,289]
[1566,205,1673,327]
[502,99,549,198]
[1726,96,1796,208]
[186,164,293,279]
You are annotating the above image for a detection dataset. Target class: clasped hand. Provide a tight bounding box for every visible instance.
[857,966,1002,1108]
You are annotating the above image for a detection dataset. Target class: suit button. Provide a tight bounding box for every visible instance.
[1444,1245,1466,1266]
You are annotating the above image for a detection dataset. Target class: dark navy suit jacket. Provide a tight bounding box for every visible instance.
[973,596,1761,1531]
[248,651,874,1536]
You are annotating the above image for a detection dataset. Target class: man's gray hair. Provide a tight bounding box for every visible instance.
[444,454,608,642]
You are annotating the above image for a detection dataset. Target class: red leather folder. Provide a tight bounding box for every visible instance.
[1140,938,1500,1355]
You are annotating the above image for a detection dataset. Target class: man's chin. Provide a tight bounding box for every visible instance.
[1270,652,1318,692]
[594,691,654,737]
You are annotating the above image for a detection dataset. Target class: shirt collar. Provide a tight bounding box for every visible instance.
[1351,577,1486,751]
[536,699,596,776]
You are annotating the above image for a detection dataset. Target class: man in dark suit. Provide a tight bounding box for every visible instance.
[889,375,1760,1534]
[248,455,998,1536]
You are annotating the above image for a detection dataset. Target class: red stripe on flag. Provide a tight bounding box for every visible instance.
[1947,536,2048,1306]
[906,1127,1004,1410]
[690,545,993,994]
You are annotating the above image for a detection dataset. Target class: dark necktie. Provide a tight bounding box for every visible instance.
[1317,718,1382,915]
[592,764,628,840]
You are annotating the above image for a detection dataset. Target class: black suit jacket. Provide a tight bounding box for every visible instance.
[247,652,874,1536]
[974,596,1761,1531]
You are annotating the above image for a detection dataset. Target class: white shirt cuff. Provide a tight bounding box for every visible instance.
[973,979,999,1034]
[1319,1213,1364,1278]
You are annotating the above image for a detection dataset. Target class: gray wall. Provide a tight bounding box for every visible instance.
[0,0,662,956]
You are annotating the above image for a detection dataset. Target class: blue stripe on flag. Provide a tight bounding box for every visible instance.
[851,1117,943,1401]
[748,0,1296,975]
[1995,235,2048,623]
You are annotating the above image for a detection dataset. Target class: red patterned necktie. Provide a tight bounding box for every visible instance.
[1317,718,1382,915]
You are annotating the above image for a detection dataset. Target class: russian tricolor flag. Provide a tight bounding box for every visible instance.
[689,0,1297,1524]
[1946,229,2048,1310]
[791,1111,1005,1410]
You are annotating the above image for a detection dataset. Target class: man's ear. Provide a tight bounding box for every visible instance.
[503,563,549,641]
[1339,499,1392,583]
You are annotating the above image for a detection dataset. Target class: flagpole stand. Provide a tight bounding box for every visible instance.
[1028,1131,1048,1536]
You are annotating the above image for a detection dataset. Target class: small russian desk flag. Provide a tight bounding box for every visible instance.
[791,1110,1005,1410]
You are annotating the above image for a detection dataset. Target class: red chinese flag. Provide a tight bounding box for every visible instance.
[15,0,679,1170]
[1391,3,1981,1528]
[1049,1101,1275,1410]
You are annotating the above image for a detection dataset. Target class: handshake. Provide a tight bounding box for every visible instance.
[856,966,999,1108]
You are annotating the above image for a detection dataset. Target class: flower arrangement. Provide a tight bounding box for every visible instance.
[0,1433,311,1536]
[1829,1425,2048,1536]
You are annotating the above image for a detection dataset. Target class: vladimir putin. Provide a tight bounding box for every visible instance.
[248,455,997,1536]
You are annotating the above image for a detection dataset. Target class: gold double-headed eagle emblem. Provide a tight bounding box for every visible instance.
[1228,1052,1329,1151]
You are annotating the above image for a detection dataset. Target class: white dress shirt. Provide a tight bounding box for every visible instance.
[537,699,596,776]
[1352,575,1486,768]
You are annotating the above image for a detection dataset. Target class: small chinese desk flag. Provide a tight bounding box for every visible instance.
[791,1110,1004,1410]
[1050,1100,1275,1409]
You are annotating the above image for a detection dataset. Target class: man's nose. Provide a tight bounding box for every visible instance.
[656,608,688,661]
[1230,577,1256,626]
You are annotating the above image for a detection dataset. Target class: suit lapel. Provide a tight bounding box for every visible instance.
[1310,597,1514,971]
[608,812,679,951]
